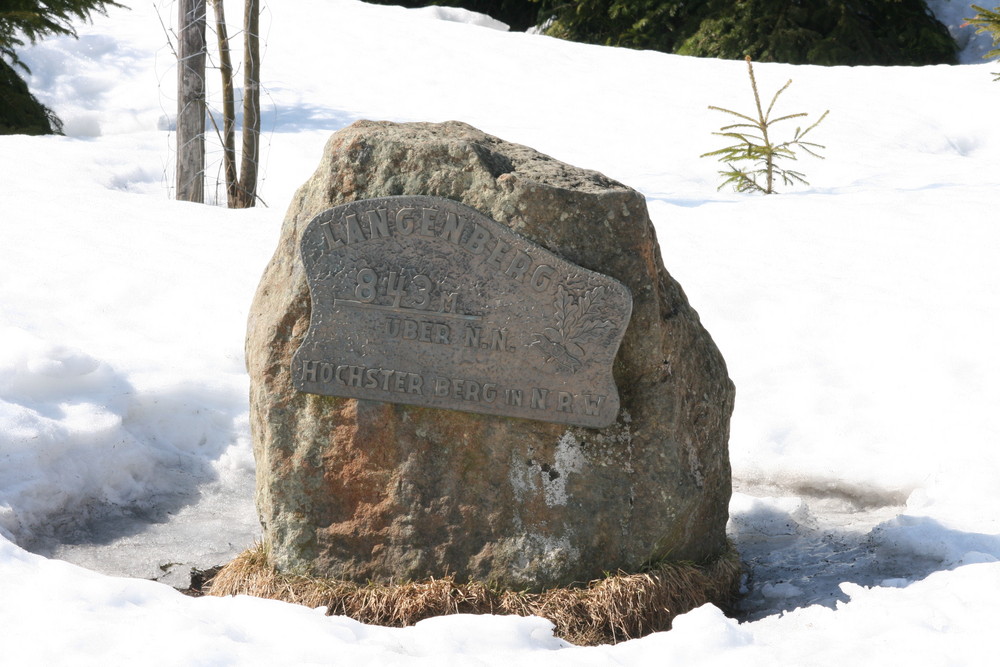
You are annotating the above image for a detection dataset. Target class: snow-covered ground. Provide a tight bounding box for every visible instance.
[2,1,998,663]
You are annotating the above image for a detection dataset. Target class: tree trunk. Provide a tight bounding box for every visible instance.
[212,0,238,207]
[236,0,260,208]
[176,0,206,203]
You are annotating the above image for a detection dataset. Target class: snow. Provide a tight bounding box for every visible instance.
[2,0,999,663]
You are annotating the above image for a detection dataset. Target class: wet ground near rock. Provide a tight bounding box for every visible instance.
[729,480,940,622]
[39,473,950,626]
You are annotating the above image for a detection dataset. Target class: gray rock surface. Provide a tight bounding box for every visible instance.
[247,120,735,590]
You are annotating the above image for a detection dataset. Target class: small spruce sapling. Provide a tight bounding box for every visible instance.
[966,5,1000,80]
[702,56,829,194]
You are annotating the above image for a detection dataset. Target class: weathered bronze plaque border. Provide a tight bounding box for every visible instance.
[292,196,632,428]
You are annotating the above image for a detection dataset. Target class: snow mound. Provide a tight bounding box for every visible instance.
[409,5,510,31]
[0,327,248,545]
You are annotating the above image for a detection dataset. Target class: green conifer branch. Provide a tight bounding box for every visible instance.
[763,80,793,123]
[967,5,1000,79]
[769,112,810,125]
[706,106,759,124]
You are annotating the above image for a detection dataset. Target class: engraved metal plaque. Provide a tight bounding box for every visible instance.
[292,196,632,428]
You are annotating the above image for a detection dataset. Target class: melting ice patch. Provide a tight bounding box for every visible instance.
[0,326,250,552]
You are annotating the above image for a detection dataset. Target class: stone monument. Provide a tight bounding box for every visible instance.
[245,120,735,591]
[292,195,631,428]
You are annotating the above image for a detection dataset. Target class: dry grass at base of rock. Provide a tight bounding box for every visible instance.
[208,544,743,646]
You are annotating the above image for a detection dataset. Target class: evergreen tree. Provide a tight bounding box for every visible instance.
[677,0,956,66]
[1,0,123,135]
[0,57,61,135]
[1,0,124,71]
[533,0,957,66]
[537,0,697,52]
[702,57,827,194]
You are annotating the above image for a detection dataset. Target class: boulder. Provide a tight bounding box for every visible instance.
[247,120,734,590]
